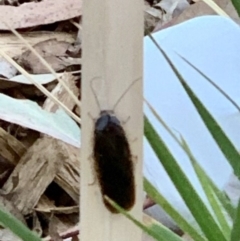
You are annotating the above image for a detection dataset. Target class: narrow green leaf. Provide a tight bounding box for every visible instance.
[207,188,231,238]
[183,146,235,219]
[105,196,183,241]
[180,136,231,239]
[144,116,227,241]
[145,100,225,241]
[231,199,240,241]
[0,206,41,241]
[145,96,235,221]
[144,178,206,241]
[210,182,236,220]
[231,0,240,17]
[148,33,240,179]
[180,79,240,178]
[178,132,235,220]
[177,54,240,113]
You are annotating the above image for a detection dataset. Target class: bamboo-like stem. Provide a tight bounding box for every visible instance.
[81,0,143,240]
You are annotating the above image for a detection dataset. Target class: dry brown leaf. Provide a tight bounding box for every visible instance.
[0,229,22,241]
[35,205,79,214]
[17,39,75,74]
[145,0,190,33]
[0,56,17,78]
[143,195,155,209]
[49,215,64,241]
[43,72,78,112]
[0,0,82,30]
[156,0,189,17]
[0,127,27,187]
[0,127,26,166]
[154,0,239,32]
[36,195,78,215]
[0,1,81,239]
[54,144,80,204]
[42,72,80,203]
[144,9,164,34]
[0,32,75,58]
[2,136,66,215]
[43,225,79,241]
[172,1,214,24]
[72,236,80,241]
[36,195,78,238]
[19,79,57,98]
[37,194,56,210]
[34,70,80,239]
[0,194,26,225]
[32,211,43,237]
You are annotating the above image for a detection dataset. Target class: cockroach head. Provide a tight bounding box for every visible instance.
[100,110,114,116]
[95,110,121,132]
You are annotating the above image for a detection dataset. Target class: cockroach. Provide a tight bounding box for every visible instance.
[90,77,140,213]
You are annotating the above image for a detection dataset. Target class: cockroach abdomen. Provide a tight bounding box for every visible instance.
[93,111,135,213]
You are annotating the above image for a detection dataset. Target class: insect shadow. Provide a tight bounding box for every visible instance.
[89,76,141,213]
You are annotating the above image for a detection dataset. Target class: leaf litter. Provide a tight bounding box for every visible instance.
[0,0,237,241]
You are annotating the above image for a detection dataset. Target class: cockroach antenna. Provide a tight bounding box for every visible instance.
[112,76,142,111]
[90,76,142,112]
[90,76,102,112]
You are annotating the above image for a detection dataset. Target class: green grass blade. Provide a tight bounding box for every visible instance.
[148,33,240,179]
[180,135,235,220]
[144,178,206,241]
[179,79,240,178]
[0,206,41,241]
[231,0,240,17]
[207,188,231,238]
[177,54,240,112]
[105,196,183,241]
[180,136,231,239]
[210,182,236,220]
[144,116,227,241]
[145,96,235,221]
[231,199,240,241]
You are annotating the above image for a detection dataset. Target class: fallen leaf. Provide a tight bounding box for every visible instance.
[2,136,67,215]
[0,229,22,241]
[35,205,79,214]
[0,0,82,30]
[0,195,26,225]
[49,215,63,241]
[0,31,75,58]
[0,73,63,90]
[17,39,74,74]
[0,56,17,78]
[156,0,189,17]
[0,94,80,147]
[32,211,43,237]
[154,0,239,31]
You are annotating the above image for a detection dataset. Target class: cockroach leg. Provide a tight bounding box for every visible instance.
[121,116,130,125]
[88,175,97,186]
[88,112,96,122]
[87,154,97,186]
[132,155,138,164]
